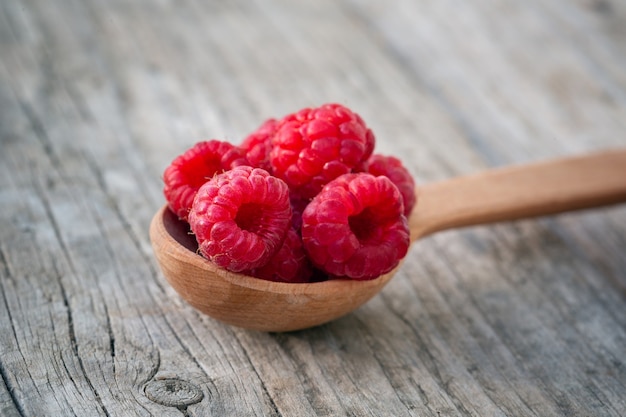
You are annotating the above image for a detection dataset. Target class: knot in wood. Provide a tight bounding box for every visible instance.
[144,378,204,407]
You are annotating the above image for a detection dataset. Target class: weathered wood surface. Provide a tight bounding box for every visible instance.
[1,0,625,415]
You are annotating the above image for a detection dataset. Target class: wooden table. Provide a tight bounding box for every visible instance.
[1,1,625,416]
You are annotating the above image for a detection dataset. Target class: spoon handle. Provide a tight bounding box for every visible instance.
[410,149,626,239]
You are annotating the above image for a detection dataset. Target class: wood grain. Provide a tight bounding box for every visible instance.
[1,0,625,416]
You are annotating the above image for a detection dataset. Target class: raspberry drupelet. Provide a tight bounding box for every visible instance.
[189,166,292,273]
[301,173,410,280]
[163,140,249,220]
[270,103,375,199]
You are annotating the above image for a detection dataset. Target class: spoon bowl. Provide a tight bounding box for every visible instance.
[150,149,626,332]
[150,205,400,331]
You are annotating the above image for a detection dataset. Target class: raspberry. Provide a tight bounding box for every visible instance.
[358,154,417,216]
[301,173,410,280]
[240,118,278,172]
[247,228,313,283]
[163,140,249,220]
[270,103,375,199]
[188,166,291,272]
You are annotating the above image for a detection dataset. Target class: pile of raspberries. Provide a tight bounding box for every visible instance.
[163,103,416,283]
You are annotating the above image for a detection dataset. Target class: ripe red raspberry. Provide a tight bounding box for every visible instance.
[270,103,375,199]
[248,228,313,283]
[163,140,249,220]
[189,166,291,272]
[240,118,278,172]
[358,154,417,216]
[301,173,410,280]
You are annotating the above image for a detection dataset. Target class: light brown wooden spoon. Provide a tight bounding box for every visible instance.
[150,149,626,332]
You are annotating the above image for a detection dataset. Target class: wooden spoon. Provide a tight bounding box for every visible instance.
[150,149,626,332]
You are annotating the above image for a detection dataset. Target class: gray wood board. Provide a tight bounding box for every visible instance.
[1,0,625,416]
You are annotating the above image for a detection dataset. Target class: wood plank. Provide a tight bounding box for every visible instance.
[0,0,624,415]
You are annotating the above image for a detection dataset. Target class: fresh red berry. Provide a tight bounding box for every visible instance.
[248,228,313,283]
[301,173,410,280]
[270,103,375,199]
[240,118,278,172]
[358,154,417,216]
[189,166,291,272]
[163,140,249,220]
